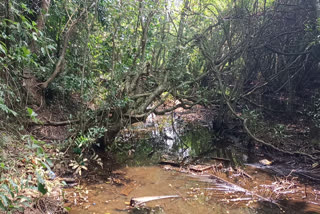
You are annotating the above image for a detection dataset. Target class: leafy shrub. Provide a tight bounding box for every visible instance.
[0,83,18,117]
[69,126,105,175]
[0,133,56,212]
[0,177,32,212]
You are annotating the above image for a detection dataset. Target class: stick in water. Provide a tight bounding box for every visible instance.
[130,195,180,206]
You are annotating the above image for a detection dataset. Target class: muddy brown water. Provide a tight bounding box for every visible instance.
[68,166,255,214]
[67,114,320,214]
[67,164,320,214]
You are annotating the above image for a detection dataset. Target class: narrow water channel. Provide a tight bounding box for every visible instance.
[67,113,320,214]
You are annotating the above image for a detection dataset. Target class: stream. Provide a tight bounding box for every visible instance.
[67,112,320,214]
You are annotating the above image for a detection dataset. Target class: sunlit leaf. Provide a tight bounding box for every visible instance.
[0,42,7,55]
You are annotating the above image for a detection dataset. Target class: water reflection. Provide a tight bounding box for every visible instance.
[119,115,247,169]
[68,113,320,214]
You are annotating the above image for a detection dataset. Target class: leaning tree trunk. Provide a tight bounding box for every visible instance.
[24,0,51,107]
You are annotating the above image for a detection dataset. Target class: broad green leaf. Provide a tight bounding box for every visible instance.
[0,200,6,211]
[0,193,10,207]
[47,45,56,50]
[8,180,19,194]
[36,147,44,155]
[1,184,13,198]
[21,46,30,57]
[40,160,51,171]
[45,158,53,167]
[37,182,48,195]
[0,42,7,55]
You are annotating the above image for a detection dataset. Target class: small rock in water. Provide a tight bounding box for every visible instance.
[259,159,272,166]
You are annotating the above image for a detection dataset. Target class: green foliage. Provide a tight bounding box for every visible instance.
[0,178,32,212]
[179,126,212,157]
[0,0,56,85]
[0,83,17,117]
[26,107,40,123]
[241,108,262,132]
[69,158,88,176]
[37,182,47,195]
[309,92,320,128]
[74,126,105,150]
[68,127,105,175]
[0,1,54,119]
[0,132,55,212]
[0,41,7,55]
[22,135,54,194]
[272,124,290,139]
[1,1,319,206]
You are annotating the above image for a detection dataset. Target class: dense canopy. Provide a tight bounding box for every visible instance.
[0,0,320,212]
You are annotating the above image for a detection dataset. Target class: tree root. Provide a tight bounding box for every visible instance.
[30,119,79,126]
[243,119,318,161]
[227,92,318,161]
[210,63,319,162]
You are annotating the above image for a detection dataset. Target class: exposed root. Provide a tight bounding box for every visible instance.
[243,119,318,161]
[211,62,319,162]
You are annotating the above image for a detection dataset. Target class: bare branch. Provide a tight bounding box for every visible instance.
[264,45,311,56]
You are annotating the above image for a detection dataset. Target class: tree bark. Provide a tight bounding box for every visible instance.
[30,0,51,53]
[177,0,189,44]
[40,27,71,89]
[24,0,51,106]
[37,0,51,31]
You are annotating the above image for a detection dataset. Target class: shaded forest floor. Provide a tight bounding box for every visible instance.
[1,93,320,213]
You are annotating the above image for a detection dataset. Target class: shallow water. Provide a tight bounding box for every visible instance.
[68,166,257,214]
[67,114,320,214]
[68,165,320,214]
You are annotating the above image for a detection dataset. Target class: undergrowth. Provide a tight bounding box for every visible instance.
[0,129,64,213]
